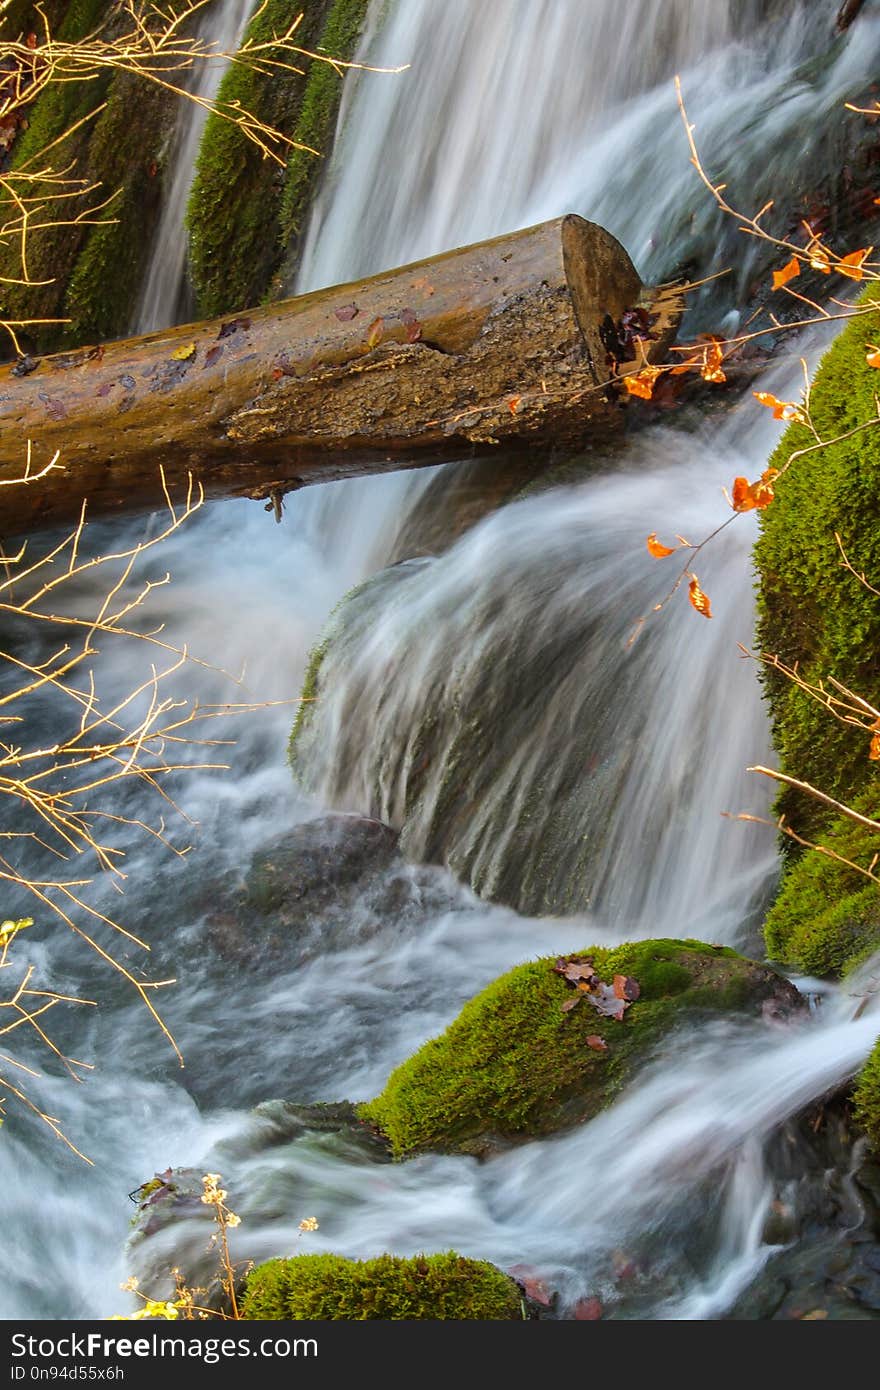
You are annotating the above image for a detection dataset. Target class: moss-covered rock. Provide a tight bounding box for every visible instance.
[241,1251,524,1320]
[277,0,370,257]
[0,2,180,351]
[358,939,802,1159]
[763,787,880,976]
[0,1,68,39]
[186,0,368,318]
[754,284,880,848]
[853,1037,880,1154]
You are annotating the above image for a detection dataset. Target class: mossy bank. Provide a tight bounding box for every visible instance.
[358,939,801,1159]
[241,1251,523,1320]
[754,284,880,1149]
[755,283,880,848]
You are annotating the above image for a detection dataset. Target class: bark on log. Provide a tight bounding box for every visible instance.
[0,214,683,535]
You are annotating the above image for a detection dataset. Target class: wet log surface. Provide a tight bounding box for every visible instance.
[0,214,683,534]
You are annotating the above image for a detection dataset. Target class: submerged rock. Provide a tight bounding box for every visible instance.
[727,1095,880,1320]
[204,812,414,964]
[357,938,803,1159]
[241,1251,525,1320]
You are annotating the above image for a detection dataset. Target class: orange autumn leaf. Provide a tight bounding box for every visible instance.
[621,367,661,400]
[772,255,800,290]
[751,467,778,508]
[870,733,880,762]
[731,476,755,511]
[700,335,726,383]
[688,574,712,619]
[701,362,726,384]
[508,396,521,414]
[729,467,777,512]
[670,336,725,382]
[837,246,872,281]
[646,532,677,558]
[867,345,880,369]
[753,391,805,423]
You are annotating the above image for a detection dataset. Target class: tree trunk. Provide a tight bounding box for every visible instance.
[0,214,683,535]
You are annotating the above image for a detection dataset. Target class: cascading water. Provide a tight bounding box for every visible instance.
[133,0,254,333]
[4,0,880,1321]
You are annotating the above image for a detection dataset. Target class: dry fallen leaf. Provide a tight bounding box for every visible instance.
[613,974,640,1002]
[563,961,596,983]
[170,342,196,362]
[573,1297,603,1320]
[586,981,627,1021]
[509,1265,552,1306]
[586,1035,608,1052]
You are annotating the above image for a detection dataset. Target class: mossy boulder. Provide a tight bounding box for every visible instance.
[754,283,880,849]
[186,0,369,318]
[241,1251,524,1320]
[763,787,880,976]
[357,938,802,1159]
[287,548,715,919]
[0,1,179,351]
[854,1037,880,1154]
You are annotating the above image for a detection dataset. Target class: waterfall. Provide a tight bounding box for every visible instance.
[3,0,880,1321]
[133,0,254,333]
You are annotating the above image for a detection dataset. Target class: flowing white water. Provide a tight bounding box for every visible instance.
[4,0,880,1321]
[133,0,254,333]
[292,393,788,935]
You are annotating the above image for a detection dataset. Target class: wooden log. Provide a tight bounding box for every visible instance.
[0,214,683,534]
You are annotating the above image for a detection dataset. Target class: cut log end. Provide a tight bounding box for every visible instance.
[0,215,685,536]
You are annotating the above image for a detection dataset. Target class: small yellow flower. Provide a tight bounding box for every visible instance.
[120,1276,139,1293]
[225,1212,241,1228]
[298,1217,319,1233]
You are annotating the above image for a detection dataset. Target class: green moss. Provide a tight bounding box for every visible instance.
[0,0,113,344]
[187,0,368,317]
[241,1251,523,1320]
[358,938,794,1158]
[763,786,880,975]
[288,635,328,772]
[278,0,370,251]
[754,284,880,848]
[853,1037,880,1154]
[185,0,327,318]
[0,4,178,350]
[287,569,391,774]
[62,73,172,343]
